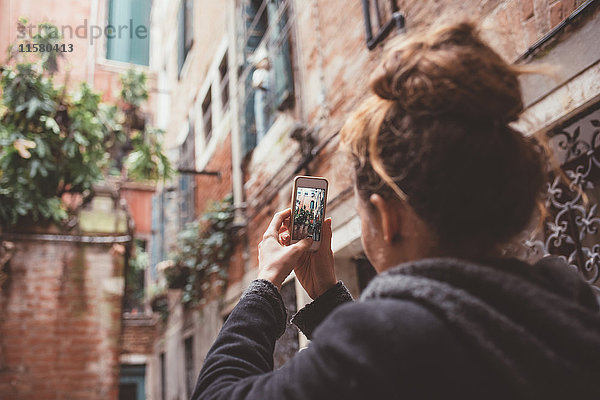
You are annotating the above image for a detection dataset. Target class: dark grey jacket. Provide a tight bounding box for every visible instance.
[191,257,600,400]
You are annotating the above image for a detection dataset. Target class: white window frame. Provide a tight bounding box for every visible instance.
[193,37,231,171]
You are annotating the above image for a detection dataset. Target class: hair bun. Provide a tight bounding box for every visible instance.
[370,22,523,123]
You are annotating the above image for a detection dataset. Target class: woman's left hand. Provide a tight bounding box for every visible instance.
[257,208,314,289]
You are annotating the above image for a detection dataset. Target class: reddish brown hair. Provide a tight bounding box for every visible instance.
[340,22,546,253]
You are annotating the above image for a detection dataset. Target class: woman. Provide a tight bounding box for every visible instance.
[191,22,600,399]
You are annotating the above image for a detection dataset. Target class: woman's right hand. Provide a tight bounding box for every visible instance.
[287,218,337,299]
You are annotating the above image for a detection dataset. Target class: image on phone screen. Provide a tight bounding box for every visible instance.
[293,186,326,241]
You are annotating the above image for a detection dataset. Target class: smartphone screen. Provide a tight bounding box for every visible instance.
[292,186,326,242]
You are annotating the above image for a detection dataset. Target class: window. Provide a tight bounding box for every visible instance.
[219,52,230,111]
[361,0,404,50]
[184,336,195,397]
[241,0,295,153]
[106,0,151,65]
[202,89,213,142]
[124,238,147,313]
[119,364,146,400]
[179,120,196,226]
[178,0,194,75]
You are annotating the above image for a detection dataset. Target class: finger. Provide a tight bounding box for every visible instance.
[290,237,313,255]
[265,208,292,238]
[279,231,291,245]
[320,218,333,250]
[278,219,290,235]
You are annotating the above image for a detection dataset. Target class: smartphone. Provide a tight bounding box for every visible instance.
[290,176,328,251]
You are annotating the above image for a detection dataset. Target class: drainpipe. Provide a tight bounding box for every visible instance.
[228,0,246,229]
[516,0,598,62]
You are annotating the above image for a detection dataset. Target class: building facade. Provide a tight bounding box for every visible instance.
[147,1,600,399]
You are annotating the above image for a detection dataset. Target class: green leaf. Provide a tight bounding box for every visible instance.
[41,116,60,133]
[73,131,90,146]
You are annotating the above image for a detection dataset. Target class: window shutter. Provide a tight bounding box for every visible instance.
[178,1,186,73]
[243,71,257,155]
[268,0,294,110]
[150,194,161,280]
[242,0,267,154]
[129,0,151,66]
[106,0,132,62]
[178,131,196,225]
[185,0,194,52]
[178,174,188,226]
[106,0,150,66]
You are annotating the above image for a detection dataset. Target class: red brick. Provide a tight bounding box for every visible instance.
[521,0,535,20]
[120,320,156,355]
[550,1,564,28]
[195,133,233,216]
[507,0,528,57]
[562,0,577,14]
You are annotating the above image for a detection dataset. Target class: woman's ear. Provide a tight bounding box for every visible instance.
[369,193,400,244]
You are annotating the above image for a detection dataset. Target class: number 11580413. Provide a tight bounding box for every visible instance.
[19,43,73,52]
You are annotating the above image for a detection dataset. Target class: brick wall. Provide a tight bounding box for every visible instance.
[120,316,156,356]
[194,134,233,216]
[0,240,125,400]
[227,239,246,286]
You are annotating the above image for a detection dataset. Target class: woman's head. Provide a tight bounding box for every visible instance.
[341,22,546,268]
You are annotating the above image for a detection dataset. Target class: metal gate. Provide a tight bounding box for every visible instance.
[526,103,600,294]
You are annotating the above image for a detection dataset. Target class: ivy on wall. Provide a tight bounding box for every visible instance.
[166,195,235,306]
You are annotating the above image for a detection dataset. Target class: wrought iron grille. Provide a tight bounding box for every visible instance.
[526,103,600,293]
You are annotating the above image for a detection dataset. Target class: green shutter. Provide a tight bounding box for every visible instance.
[106,0,150,66]
[129,0,151,66]
[268,0,294,109]
[243,69,257,154]
[242,0,267,154]
[178,0,186,73]
[106,0,131,62]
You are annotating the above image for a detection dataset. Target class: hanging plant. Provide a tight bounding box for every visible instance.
[147,281,169,322]
[168,195,235,306]
[124,128,173,182]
